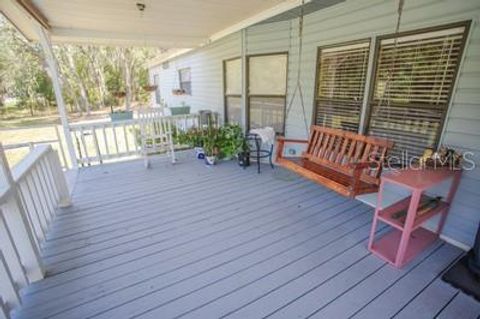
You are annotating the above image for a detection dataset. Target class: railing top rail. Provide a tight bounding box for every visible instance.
[68,114,199,130]
[3,140,60,150]
[10,145,52,183]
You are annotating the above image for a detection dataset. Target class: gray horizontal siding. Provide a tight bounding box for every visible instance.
[149,0,480,247]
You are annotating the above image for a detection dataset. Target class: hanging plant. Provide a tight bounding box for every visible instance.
[172,88,186,95]
[112,91,126,98]
[143,85,157,92]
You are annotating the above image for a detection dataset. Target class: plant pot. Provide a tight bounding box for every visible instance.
[205,156,216,165]
[110,111,133,121]
[194,147,205,159]
[143,85,157,92]
[110,111,133,122]
[112,91,126,98]
[237,152,250,167]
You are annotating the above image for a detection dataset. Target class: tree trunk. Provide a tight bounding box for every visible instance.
[65,47,91,115]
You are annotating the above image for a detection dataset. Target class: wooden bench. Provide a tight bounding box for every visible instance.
[276,126,394,198]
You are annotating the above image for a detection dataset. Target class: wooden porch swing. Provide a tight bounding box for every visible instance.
[276,126,394,198]
[276,0,402,198]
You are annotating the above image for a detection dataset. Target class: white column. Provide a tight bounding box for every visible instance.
[35,26,79,169]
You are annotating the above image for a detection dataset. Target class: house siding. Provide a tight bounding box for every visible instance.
[149,0,480,247]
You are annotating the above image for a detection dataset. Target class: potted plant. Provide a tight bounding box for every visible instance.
[203,123,220,165]
[237,137,250,167]
[142,85,157,92]
[110,109,133,121]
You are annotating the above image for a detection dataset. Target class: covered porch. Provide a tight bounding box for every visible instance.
[10,157,480,318]
[1,0,480,318]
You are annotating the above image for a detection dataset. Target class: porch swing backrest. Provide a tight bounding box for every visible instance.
[304,126,393,185]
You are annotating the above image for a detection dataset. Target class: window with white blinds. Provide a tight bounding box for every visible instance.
[367,23,469,158]
[314,41,370,132]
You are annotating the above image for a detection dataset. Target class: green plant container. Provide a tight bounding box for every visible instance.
[110,111,133,121]
[170,106,191,115]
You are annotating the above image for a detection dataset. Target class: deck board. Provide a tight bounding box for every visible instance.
[13,157,479,319]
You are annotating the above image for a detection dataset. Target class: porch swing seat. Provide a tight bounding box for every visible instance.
[276,126,394,198]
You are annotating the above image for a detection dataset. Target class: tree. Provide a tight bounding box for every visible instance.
[0,15,161,118]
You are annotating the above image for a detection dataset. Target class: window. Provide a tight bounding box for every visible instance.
[248,53,288,134]
[153,74,161,104]
[224,58,242,124]
[178,68,191,95]
[367,23,469,158]
[314,41,370,132]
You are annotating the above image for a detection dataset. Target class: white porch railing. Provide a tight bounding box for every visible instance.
[0,143,71,318]
[69,114,200,166]
[3,125,68,169]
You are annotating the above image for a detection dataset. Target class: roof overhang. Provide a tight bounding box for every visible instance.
[0,0,311,48]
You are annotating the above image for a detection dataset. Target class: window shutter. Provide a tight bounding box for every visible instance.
[367,24,469,158]
[315,41,370,132]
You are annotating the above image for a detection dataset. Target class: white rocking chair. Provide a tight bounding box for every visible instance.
[138,108,176,168]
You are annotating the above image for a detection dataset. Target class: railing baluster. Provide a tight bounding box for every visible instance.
[80,127,90,166]
[25,176,48,233]
[92,128,102,164]
[54,125,68,169]
[30,167,53,224]
[40,157,59,203]
[25,175,48,232]
[123,124,130,154]
[103,126,110,159]
[113,124,120,156]
[0,298,9,319]
[133,123,139,152]
[0,143,45,284]
[16,184,45,245]
[0,211,28,291]
[33,166,55,222]
[46,150,71,208]
[0,251,21,314]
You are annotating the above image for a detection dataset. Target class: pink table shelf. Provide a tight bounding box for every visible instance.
[368,168,462,268]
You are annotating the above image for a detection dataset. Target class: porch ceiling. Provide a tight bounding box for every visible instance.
[0,0,309,48]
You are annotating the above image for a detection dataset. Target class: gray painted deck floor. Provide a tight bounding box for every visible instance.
[14,156,480,319]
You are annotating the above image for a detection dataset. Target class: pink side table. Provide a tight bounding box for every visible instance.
[368,168,462,268]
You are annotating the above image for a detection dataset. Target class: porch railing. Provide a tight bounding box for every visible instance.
[69,114,200,166]
[3,125,68,169]
[0,143,70,318]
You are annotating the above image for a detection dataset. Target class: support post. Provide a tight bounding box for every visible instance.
[36,26,78,169]
[47,150,71,208]
[241,28,248,131]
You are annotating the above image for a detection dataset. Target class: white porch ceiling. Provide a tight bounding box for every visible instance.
[0,0,310,48]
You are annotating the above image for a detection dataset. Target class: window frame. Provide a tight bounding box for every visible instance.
[363,20,471,151]
[312,38,372,133]
[246,51,289,135]
[223,56,242,124]
[178,67,192,95]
